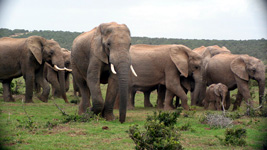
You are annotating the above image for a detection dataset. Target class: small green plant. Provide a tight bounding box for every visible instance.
[183,110,196,118]
[128,110,183,150]
[178,122,193,131]
[44,121,59,129]
[216,127,247,146]
[62,109,103,123]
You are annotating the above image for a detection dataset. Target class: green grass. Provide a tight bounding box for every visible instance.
[0,78,266,149]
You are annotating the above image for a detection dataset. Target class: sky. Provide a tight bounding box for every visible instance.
[0,0,266,40]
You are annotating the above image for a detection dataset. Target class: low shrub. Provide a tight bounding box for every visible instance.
[128,110,183,150]
[216,127,247,146]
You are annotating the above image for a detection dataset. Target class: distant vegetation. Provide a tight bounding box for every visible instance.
[1,28,266,63]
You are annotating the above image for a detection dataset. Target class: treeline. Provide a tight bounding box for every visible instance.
[1,28,266,63]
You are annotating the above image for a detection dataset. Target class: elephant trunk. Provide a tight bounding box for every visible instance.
[116,62,130,123]
[58,70,69,103]
[191,70,206,106]
[258,78,265,105]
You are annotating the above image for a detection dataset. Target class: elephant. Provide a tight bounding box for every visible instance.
[205,53,265,110]
[44,48,72,103]
[125,75,194,109]
[202,83,228,110]
[71,22,136,123]
[129,44,203,110]
[191,45,231,106]
[0,36,69,103]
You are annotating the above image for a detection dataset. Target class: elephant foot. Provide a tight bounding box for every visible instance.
[103,112,115,121]
[144,103,153,108]
[127,105,135,110]
[38,96,48,103]
[181,104,189,110]
[25,99,34,103]
[164,105,175,110]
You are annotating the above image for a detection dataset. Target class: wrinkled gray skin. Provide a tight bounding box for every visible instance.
[205,53,265,110]
[0,36,68,103]
[191,45,231,106]
[129,44,202,110]
[202,83,228,110]
[44,48,71,103]
[71,22,132,123]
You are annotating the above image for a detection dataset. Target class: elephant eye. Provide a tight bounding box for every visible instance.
[49,50,54,56]
[252,68,256,73]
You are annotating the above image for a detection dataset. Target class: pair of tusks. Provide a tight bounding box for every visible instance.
[111,64,138,77]
[45,62,72,72]
[54,65,72,72]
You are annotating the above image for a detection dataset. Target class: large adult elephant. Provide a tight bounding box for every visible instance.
[44,48,72,103]
[191,45,231,106]
[205,53,265,110]
[0,36,69,103]
[71,22,136,123]
[129,44,203,110]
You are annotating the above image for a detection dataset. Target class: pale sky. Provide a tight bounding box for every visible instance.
[0,0,266,40]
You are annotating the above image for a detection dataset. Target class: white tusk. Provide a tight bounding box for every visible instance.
[111,64,117,74]
[64,67,72,72]
[130,65,138,77]
[54,65,65,71]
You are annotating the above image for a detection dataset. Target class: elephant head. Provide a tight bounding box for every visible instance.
[92,22,135,123]
[231,55,266,105]
[214,83,228,110]
[26,36,70,102]
[169,46,204,107]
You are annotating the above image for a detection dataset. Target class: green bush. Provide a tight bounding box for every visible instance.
[128,110,183,150]
[216,127,247,146]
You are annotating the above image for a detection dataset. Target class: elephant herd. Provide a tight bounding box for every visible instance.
[0,22,265,123]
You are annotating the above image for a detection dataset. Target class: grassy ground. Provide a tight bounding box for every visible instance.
[0,78,266,150]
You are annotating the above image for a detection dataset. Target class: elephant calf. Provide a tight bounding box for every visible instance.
[202,83,228,110]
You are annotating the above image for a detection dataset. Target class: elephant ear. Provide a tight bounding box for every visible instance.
[230,56,249,81]
[91,24,109,64]
[170,47,189,77]
[27,36,45,64]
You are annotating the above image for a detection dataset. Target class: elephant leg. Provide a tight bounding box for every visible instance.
[225,91,231,110]
[24,72,34,103]
[235,77,252,110]
[77,80,91,115]
[128,90,135,110]
[144,91,153,107]
[157,84,165,109]
[203,99,209,110]
[35,71,50,102]
[164,90,175,110]
[113,94,120,109]
[165,84,189,110]
[2,80,15,102]
[233,90,243,111]
[165,72,189,110]
[175,96,181,108]
[102,75,118,121]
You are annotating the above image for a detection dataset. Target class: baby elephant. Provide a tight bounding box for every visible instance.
[203,83,228,110]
